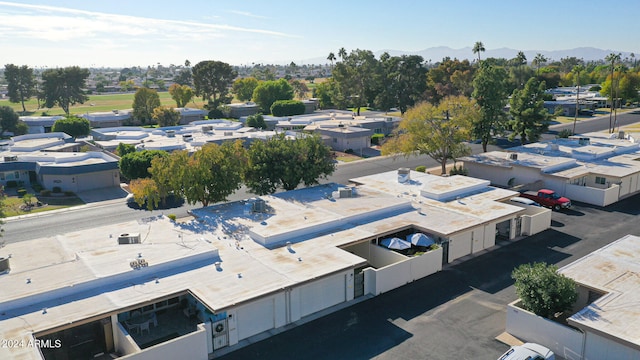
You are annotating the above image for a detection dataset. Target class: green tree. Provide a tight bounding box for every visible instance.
[473,41,485,63]
[508,78,553,144]
[119,80,135,92]
[312,79,341,109]
[129,177,161,211]
[512,262,577,319]
[115,143,136,157]
[331,49,381,115]
[246,113,266,129]
[119,150,168,180]
[51,115,90,138]
[270,100,305,117]
[192,60,237,108]
[149,150,189,206]
[377,54,427,114]
[289,79,309,99]
[168,84,194,108]
[132,87,161,125]
[245,133,335,194]
[173,69,193,86]
[41,66,90,115]
[252,79,294,114]
[381,96,478,174]
[327,52,336,68]
[232,77,259,102]
[532,53,547,75]
[0,106,28,137]
[4,64,36,114]
[152,106,181,127]
[572,65,585,134]
[472,63,509,152]
[425,57,475,104]
[182,141,246,206]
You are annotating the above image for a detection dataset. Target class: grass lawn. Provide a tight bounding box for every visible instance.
[3,194,85,217]
[0,91,207,117]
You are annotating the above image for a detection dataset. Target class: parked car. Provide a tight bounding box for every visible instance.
[520,189,571,211]
[498,343,555,360]
[509,196,540,207]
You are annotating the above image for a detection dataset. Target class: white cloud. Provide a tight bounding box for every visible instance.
[227,10,267,19]
[0,1,296,43]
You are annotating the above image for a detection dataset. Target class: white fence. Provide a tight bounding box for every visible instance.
[565,183,619,207]
[506,300,584,360]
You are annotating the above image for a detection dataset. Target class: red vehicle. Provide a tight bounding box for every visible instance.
[520,189,571,211]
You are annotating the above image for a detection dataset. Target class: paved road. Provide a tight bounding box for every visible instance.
[218,194,640,360]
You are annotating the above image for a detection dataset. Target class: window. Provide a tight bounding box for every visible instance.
[595,176,606,185]
[333,138,337,143]
[14,171,19,179]
[0,173,4,181]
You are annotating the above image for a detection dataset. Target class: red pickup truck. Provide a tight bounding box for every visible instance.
[520,189,571,211]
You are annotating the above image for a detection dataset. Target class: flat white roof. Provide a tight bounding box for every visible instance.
[561,234,640,349]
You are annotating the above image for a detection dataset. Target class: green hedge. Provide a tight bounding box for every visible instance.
[40,189,52,196]
[270,100,305,117]
[415,165,427,173]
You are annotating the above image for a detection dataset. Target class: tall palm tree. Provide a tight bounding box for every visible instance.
[572,65,584,135]
[338,47,347,60]
[327,52,336,67]
[514,51,527,88]
[472,41,485,63]
[605,52,621,133]
[532,53,547,76]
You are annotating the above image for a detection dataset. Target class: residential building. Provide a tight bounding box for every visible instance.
[461,132,640,206]
[0,133,120,191]
[19,116,65,134]
[0,170,549,359]
[505,234,640,360]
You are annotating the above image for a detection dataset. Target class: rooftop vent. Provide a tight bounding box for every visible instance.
[619,131,626,139]
[4,156,17,162]
[166,130,175,138]
[578,137,590,145]
[182,134,193,141]
[251,198,266,213]
[202,125,213,133]
[118,233,141,244]
[224,131,233,136]
[398,168,410,183]
[509,153,518,160]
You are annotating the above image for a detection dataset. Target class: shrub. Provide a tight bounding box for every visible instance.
[270,100,305,117]
[64,191,75,196]
[168,214,177,221]
[32,183,44,192]
[40,189,52,196]
[512,262,577,319]
[207,108,224,119]
[6,180,18,188]
[371,133,385,145]
[52,186,62,193]
[449,164,468,176]
[415,165,427,173]
[344,149,354,154]
[17,188,27,197]
[556,129,573,139]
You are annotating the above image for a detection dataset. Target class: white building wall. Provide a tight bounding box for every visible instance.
[448,231,472,262]
[483,223,497,247]
[463,162,514,187]
[471,226,486,253]
[565,183,620,206]
[506,301,583,360]
[298,272,347,318]
[584,331,640,360]
[235,296,276,340]
[373,260,412,295]
[119,324,208,360]
[113,321,140,356]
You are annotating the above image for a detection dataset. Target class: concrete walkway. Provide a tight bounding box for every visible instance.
[76,184,130,204]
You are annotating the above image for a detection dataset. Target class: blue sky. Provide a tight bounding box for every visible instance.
[2,0,639,68]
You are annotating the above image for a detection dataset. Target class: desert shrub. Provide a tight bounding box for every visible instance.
[52,186,62,193]
[415,165,427,173]
[17,188,27,197]
[64,191,75,196]
[40,189,52,196]
[32,183,44,192]
[371,133,385,145]
[344,149,354,154]
[168,214,177,221]
[6,180,18,188]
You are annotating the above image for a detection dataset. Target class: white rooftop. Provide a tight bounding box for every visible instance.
[561,234,640,349]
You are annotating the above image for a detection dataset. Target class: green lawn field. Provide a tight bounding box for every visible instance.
[0,91,207,117]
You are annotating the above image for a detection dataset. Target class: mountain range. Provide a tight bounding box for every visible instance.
[300,46,636,65]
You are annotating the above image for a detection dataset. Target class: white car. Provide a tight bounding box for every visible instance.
[498,343,555,360]
[509,196,540,207]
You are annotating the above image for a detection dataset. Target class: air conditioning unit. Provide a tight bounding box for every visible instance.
[182,134,193,141]
[3,156,17,162]
[251,198,266,213]
[118,233,141,244]
[224,131,233,136]
[339,188,353,198]
[202,125,213,133]
[166,130,175,138]
[509,153,518,160]
[0,257,10,274]
[397,168,410,183]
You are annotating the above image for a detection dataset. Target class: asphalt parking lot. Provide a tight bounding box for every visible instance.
[219,195,640,360]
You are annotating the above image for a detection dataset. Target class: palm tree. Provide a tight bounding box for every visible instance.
[572,65,584,135]
[532,53,547,76]
[514,51,527,88]
[338,47,347,60]
[472,41,485,63]
[327,52,336,68]
[605,52,621,133]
